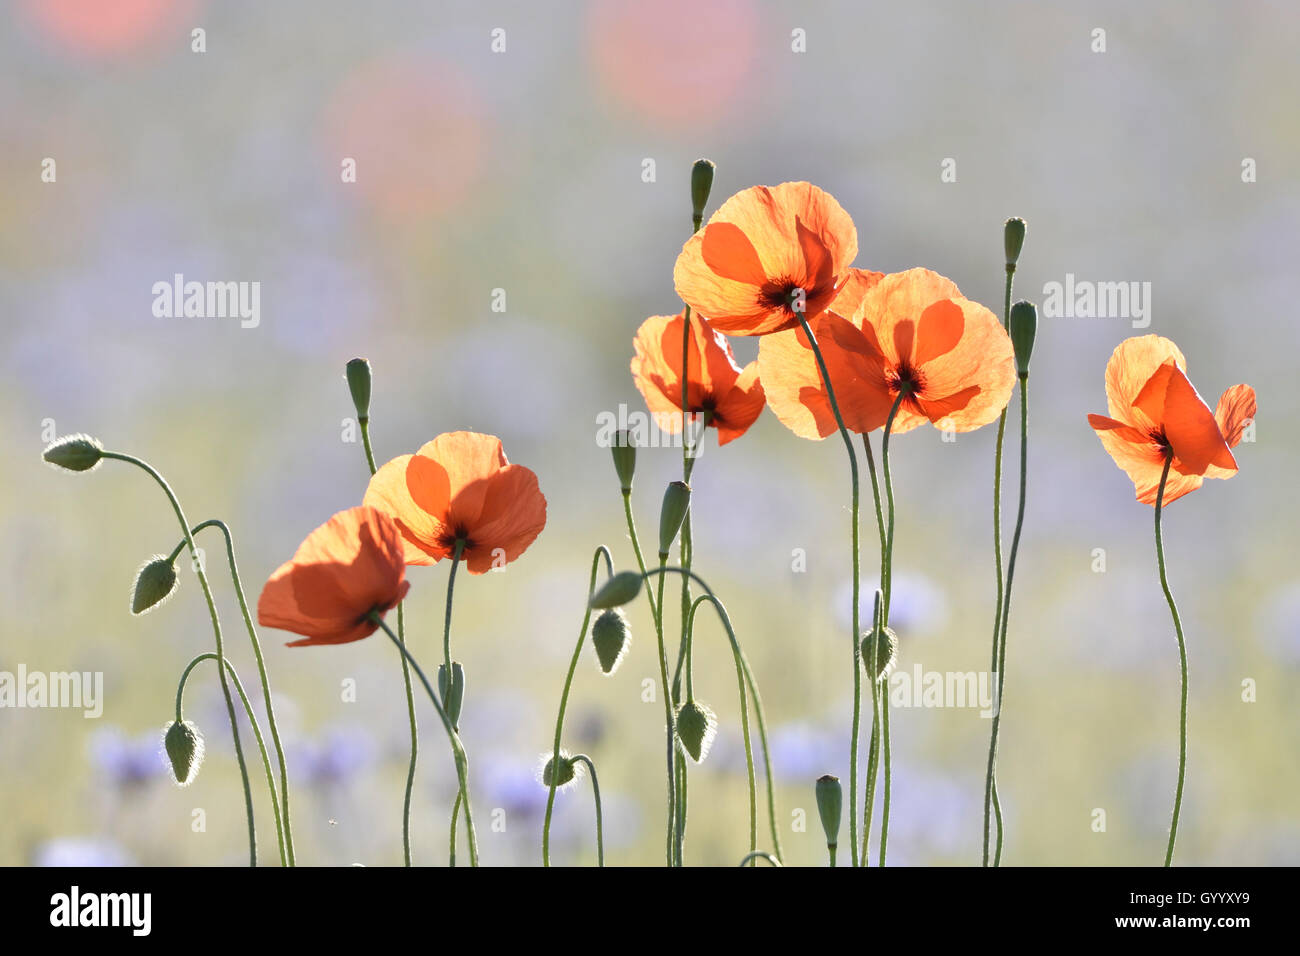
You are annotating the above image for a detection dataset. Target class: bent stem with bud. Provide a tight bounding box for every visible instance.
[99,450,258,866]
[173,653,285,866]
[543,545,615,866]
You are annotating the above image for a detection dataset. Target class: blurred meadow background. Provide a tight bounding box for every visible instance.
[2,0,1297,866]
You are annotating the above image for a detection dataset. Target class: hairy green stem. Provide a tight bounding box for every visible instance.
[1154,456,1187,868]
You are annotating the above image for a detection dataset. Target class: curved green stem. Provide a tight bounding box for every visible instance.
[687,593,757,864]
[1154,457,1187,868]
[443,539,467,864]
[543,546,614,865]
[174,653,284,865]
[860,436,887,865]
[793,311,861,867]
[983,260,1016,865]
[987,377,1029,866]
[875,394,906,866]
[102,451,256,866]
[449,792,461,868]
[641,565,782,862]
[357,416,418,867]
[370,615,478,867]
[176,519,295,866]
[621,491,674,865]
[570,754,605,867]
[737,851,782,867]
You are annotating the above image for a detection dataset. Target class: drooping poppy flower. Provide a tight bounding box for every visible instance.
[1087,335,1256,505]
[673,182,858,336]
[630,311,766,445]
[757,267,1016,438]
[257,506,410,647]
[363,431,547,573]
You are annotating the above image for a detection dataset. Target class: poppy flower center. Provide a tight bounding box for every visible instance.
[758,281,808,315]
[890,363,925,404]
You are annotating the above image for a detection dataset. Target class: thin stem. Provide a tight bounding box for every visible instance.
[570,754,605,867]
[357,416,417,868]
[449,792,461,868]
[657,555,680,866]
[443,539,467,864]
[621,490,674,865]
[737,851,782,867]
[174,653,285,866]
[876,394,905,866]
[641,565,782,862]
[687,593,758,864]
[989,377,1030,867]
[1154,456,1188,868]
[679,305,697,867]
[793,311,861,867]
[102,451,256,867]
[370,615,478,867]
[862,590,883,864]
[543,546,614,866]
[983,260,1015,866]
[860,436,887,865]
[181,519,295,866]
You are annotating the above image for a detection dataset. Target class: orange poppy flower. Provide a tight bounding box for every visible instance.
[363,431,547,573]
[257,506,410,647]
[1087,335,1256,505]
[757,267,1016,438]
[630,311,766,445]
[673,182,858,336]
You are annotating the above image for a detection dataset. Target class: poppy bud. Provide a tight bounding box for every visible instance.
[611,430,637,493]
[42,434,104,473]
[541,751,580,789]
[589,571,644,609]
[675,699,717,763]
[591,608,631,675]
[815,774,842,850]
[1004,217,1026,269]
[657,480,691,558]
[131,555,178,616]
[691,158,716,227]
[1008,300,1038,378]
[860,625,899,682]
[163,719,205,787]
[437,661,466,727]
[345,358,372,421]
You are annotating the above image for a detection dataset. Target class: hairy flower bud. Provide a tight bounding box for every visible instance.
[675,699,717,763]
[163,720,205,787]
[589,571,644,609]
[43,434,104,473]
[591,608,631,675]
[131,555,178,616]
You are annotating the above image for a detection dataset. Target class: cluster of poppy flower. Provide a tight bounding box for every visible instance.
[41,169,1256,868]
[257,432,547,646]
[631,182,1017,446]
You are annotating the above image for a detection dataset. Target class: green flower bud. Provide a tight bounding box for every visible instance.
[437,661,466,728]
[42,434,104,473]
[589,571,644,609]
[591,608,631,675]
[675,699,717,763]
[1008,300,1038,378]
[163,719,205,787]
[860,625,899,682]
[611,429,637,493]
[131,555,178,616]
[691,159,716,226]
[541,751,581,789]
[657,480,691,557]
[815,774,843,849]
[1004,217,1026,269]
[345,357,372,421]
